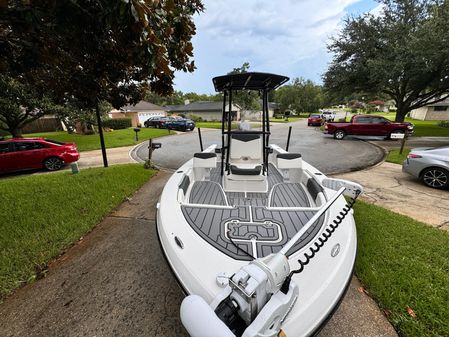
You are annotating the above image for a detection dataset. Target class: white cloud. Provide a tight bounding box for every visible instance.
[174,0,372,93]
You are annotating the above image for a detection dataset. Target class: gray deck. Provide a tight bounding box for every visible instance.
[189,181,227,206]
[270,183,310,207]
[181,205,325,260]
[183,162,324,260]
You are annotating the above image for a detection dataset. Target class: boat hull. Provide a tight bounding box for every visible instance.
[157,157,357,336]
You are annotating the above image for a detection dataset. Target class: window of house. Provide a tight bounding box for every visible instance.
[434,106,448,111]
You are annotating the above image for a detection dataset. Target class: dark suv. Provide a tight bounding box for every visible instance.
[165,119,195,131]
[144,116,170,128]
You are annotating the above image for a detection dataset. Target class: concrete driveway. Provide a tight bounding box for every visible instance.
[336,161,449,229]
[133,120,385,175]
[0,171,397,337]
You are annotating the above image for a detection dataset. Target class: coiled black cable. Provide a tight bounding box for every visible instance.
[281,190,361,294]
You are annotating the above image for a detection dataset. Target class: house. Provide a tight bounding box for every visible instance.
[166,101,241,121]
[242,102,280,120]
[410,98,449,120]
[109,101,167,127]
[22,115,63,133]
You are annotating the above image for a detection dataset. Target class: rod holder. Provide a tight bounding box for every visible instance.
[198,128,204,152]
[286,126,292,152]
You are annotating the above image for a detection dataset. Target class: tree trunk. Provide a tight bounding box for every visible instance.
[9,128,23,138]
[395,102,409,122]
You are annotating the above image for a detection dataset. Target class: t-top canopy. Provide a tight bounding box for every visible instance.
[213,72,289,92]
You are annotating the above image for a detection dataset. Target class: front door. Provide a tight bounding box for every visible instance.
[0,142,15,172]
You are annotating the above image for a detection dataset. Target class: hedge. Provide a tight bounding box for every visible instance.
[438,120,449,128]
[102,118,132,129]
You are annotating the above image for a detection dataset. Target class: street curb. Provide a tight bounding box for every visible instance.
[129,142,145,163]
[327,140,388,176]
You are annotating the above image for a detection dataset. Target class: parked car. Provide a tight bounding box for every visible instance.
[165,118,195,131]
[0,138,80,173]
[307,114,324,126]
[144,116,171,128]
[324,115,414,140]
[402,146,449,189]
[320,110,336,122]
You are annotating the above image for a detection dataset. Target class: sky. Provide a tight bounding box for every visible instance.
[173,0,380,94]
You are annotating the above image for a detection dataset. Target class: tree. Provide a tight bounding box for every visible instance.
[227,62,260,110]
[274,78,326,114]
[1,0,203,165]
[324,0,449,122]
[0,75,61,137]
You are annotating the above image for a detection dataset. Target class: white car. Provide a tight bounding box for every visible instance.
[321,110,336,122]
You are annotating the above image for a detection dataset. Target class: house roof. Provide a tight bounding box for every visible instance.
[166,101,239,113]
[121,101,166,112]
[427,97,449,107]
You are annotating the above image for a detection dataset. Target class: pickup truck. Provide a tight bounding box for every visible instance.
[324,115,414,140]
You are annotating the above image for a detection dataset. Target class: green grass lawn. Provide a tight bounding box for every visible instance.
[386,148,411,164]
[196,122,239,129]
[24,128,172,152]
[270,116,304,123]
[0,164,155,299]
[354,201,449,337]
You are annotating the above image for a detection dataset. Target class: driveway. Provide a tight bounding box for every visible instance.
[335,161,449,230]
[0,171,397,337]
[133,120,385,175]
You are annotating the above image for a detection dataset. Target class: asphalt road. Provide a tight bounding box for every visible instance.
[134,120,385,175]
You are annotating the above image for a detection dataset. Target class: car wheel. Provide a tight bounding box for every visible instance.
[307,123,311,126]
[334,130,346,140]
[421,167,449,189]
[156,124,160,129]
[44,157,63,171]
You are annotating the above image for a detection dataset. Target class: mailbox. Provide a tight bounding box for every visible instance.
[151,142,162,149]
[133,127,141,133]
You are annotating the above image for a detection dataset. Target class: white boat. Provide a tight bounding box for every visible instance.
[157,72,363,337]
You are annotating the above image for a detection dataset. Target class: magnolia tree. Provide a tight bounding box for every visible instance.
[0,0,203,164]
[324,0,449,122]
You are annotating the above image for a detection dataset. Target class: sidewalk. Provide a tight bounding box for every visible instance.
[335,161,449,230]
[77,145,137,168]
[0,170,397,337]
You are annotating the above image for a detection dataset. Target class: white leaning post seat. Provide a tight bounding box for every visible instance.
[228,133,264,180]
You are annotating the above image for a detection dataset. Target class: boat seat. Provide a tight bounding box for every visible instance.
[193,152,217,181]
[193,152,217,168]
[229,133,262,165]
[277,153,302,169]
[230,164,262,176]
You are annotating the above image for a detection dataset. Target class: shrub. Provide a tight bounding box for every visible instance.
[438,120,449,128]
[102,118,132,130]
[188,114,203,122]
[0,129,10,137]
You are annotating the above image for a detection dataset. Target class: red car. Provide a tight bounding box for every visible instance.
[308,114,323,126]
[0,138,80,173]
[324,115,414,140]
